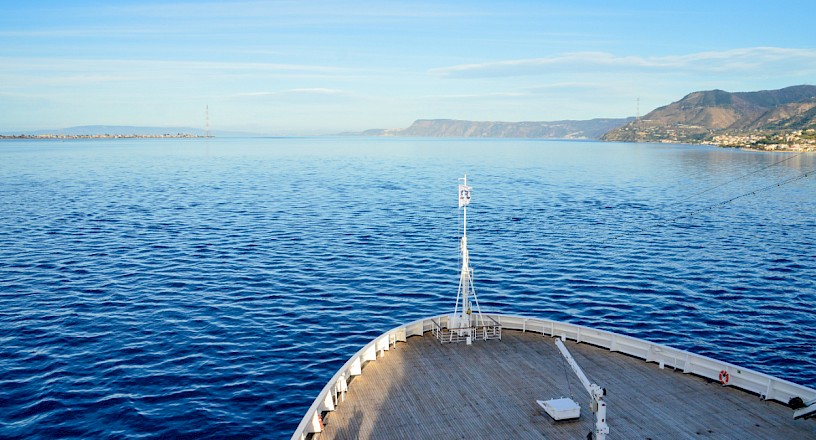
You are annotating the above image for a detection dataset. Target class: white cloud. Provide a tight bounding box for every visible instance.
[110,1,491,20]
[0,57,358,89]
[431,47,816,78]
[285,88,350,95]
[0,57,350,74]
[232,88,353,98]
[413,91,529,101]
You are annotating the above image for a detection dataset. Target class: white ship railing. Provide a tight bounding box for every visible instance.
[431,315,502,343]
[291,313,816,440]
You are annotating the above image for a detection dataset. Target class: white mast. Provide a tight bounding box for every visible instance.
[452,174,484,341]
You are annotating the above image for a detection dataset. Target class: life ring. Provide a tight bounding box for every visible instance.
[719,370,730,385]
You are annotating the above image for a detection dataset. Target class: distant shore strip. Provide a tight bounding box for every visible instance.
[0,134,210,140]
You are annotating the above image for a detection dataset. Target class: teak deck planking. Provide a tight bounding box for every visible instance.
[318,330,814,439]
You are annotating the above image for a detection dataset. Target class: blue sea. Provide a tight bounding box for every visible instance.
[1,137,814,439]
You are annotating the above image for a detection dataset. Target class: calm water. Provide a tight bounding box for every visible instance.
[1,137,814,438]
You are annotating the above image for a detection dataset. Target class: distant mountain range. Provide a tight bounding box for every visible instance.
[348,118,634,140]
[603,85,816,143]
[351,86,815,144]
[9,85,815,143]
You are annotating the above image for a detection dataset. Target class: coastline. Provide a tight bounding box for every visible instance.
[3,132,813,152]
[0,134,208,140]
[707,130,816,152]
[710,144,816,153]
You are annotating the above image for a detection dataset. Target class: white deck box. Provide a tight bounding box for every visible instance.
[537,398,581,420]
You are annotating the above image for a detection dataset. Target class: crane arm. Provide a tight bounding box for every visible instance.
[554,338,609,440]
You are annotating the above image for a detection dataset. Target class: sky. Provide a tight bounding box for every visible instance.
[1,0,815,135]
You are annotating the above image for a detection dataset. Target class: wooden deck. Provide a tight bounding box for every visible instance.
[317,330,815,439]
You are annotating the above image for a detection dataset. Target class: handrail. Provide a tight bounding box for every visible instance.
[431,313,502,343]
[291,313,816,440]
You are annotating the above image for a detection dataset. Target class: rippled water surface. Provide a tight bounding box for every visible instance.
[1,137,814,438]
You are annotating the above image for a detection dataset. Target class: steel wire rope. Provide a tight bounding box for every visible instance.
[670,169,814,223]
[669,152,805,206]
[458,195,462,292]
[577,152,807,248]
[541,152,809,246]
[599,166,815,247]
[457,197,461,276]
[558,342,575,400]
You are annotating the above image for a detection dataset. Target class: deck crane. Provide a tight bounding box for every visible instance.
[553,337,609,440]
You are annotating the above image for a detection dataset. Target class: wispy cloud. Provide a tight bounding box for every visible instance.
[413,91,529,101]
[522,82,610,92]
[0,57,357,86]
[1,57,349,72]
[111,1,492,20]
[431,47,816,78]
[233,88,353,98]
[282,88,351,95]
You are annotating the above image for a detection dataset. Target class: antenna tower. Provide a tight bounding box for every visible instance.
[205,105,210,138]
[435,175,501,343]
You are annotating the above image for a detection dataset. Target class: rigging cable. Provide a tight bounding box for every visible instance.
[559,342,574,400]
[602,166,815,246]
[567,152,808,245]
[672,152,805,205]
[670,167,813,223]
